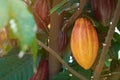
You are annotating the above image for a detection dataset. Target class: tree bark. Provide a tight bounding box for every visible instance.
[48,0,63,79]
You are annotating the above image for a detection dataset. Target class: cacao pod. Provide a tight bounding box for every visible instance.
[70,18,99,69]
[58,31,67,53]
[30,59,48,80]
[32,0,50,31]
[91,0,115,26]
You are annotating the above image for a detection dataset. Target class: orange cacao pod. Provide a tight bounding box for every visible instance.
[70,18,99,69]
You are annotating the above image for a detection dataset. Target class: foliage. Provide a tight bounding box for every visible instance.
[50,0,79,14]
[0,48,40,80]
[0,0,120,80]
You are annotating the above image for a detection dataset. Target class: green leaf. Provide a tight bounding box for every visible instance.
[110,42,119,60]
[30,37,38,69]
[0,48,40,80]
[0,0,9,28]
[52,71,70,80]
[50,0,68,14]
[57,0,79,14]
[7,0,36,48]
[31,37,38,61]
[0,0,36,52]
[105,54,111,67]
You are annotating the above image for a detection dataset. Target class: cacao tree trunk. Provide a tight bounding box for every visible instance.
[48,0,63,79]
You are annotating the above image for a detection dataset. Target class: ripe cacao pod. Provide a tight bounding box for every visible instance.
[32,0,50,31]
[58,31,67,53]
[91,0,115,26]
[30,59,48,80]
[70,18,99,69]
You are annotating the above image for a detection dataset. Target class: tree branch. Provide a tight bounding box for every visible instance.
[62,0,87,32]
[37,40,87,80]
[93,1,120,80]
[100,72,120,78]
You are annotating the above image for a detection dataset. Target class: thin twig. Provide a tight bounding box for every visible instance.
[100,72,120,78]
[93,1,120,80]
[37,40,87,80]
[62,0,87,32]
